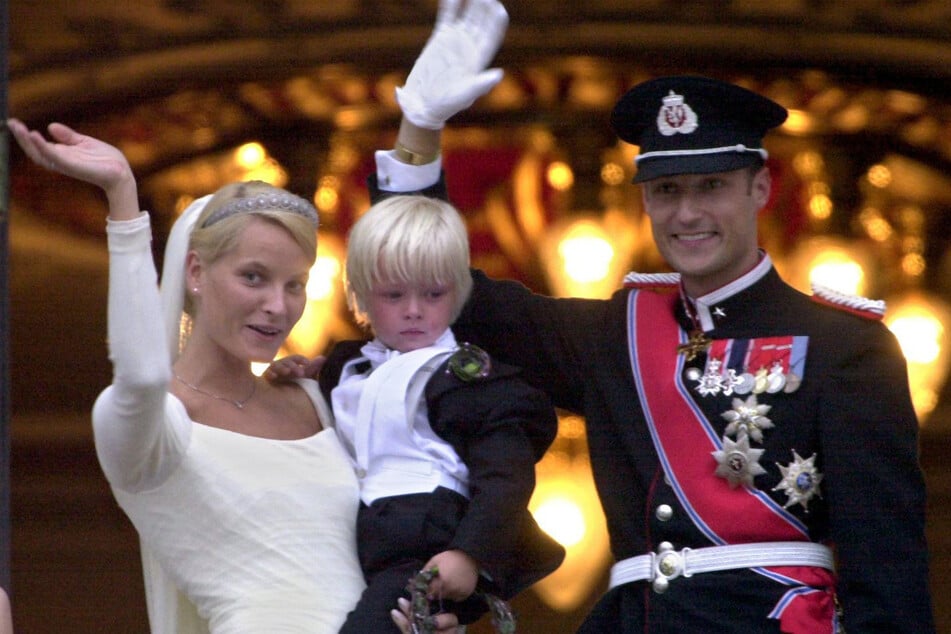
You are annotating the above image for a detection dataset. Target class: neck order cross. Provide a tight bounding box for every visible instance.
[677,287,712,361]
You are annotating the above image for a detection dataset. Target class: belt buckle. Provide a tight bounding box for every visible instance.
[651,542,691,593]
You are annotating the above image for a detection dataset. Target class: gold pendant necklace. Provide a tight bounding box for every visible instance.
[174,373,257,410]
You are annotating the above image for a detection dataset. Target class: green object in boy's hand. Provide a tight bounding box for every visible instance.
[406,566,517,633]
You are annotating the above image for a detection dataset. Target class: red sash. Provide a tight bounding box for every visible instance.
[628,290,837,633]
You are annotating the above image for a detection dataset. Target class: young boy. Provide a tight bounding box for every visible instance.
[320,194,564,632]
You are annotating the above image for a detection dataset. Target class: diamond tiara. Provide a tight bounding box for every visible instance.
[203,191,319,228]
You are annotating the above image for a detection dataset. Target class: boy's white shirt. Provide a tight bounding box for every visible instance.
[332,328,470,505]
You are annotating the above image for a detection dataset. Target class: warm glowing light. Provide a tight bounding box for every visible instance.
[901,253,926,277]
[808,193,833,220]
[315,186,339,213]
[315,176,341,212]
[533,497,586,547]
[889,313,943,364]
[783,109,813,135]
[334,107,368,130]
[792,151,824,178]
[859,208,893,242]
[306,255,341,301]
[866,218,893,242]
[781,238,872,298]
[244,158,287,187]
[885,294,951,424]
[546,161,575,191]
[543,217,627,299]
[836,103,870,132]
[867,164,892,188]
[285,234,346,358]
[528,414,612,611]
[601,162,626,186]
[235,142,266,169]
[559,233,614,284]
[809,259,864,296]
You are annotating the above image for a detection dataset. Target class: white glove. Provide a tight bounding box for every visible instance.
[396,0,509,130]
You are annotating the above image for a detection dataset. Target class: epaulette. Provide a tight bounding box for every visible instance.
[810,283,886,321]
[623,271,680,290]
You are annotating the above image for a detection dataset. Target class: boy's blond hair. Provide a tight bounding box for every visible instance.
[345,195,472,327]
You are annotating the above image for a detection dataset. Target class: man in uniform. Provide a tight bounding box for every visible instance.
[367,14,936,629]
[258,1,933,630]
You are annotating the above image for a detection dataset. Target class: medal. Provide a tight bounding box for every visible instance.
[685,336,806,398]
[783,372,802,393]
[766,362,786,393]
[695,358,726,396]
[722,368,742,396]
[773,450,823,511]
[720,394,774,443]
[733,372,755,395]
[712,433,766,489]
[678,329,712,361]
[688,344,743,397]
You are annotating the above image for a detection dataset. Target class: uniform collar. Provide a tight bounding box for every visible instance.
[687,252,773,332]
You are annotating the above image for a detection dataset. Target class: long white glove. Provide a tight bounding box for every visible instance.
[396,0,509,130]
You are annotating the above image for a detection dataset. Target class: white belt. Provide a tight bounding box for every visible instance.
[609,541,834,594]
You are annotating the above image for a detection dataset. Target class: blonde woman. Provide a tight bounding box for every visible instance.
[7,119,466,633]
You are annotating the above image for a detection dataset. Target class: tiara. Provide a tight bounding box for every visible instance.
[203,191,319,228]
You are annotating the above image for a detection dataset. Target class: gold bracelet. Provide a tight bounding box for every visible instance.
[393,141,440,166]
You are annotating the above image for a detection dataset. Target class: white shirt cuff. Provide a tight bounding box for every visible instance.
[375,149,442,193]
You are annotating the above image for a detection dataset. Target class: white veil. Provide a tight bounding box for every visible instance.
[148,193,215,634]
[158,194,213,364]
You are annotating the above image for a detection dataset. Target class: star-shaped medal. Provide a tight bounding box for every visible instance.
[721,394,774,443]
[678,330,711,361]
[695,358,725,397]
[712,433,766,489]
[773,450,823,511]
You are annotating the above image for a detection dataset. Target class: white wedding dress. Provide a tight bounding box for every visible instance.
[92,214,365,633]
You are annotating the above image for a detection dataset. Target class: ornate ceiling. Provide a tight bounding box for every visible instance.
[9,0,951,263]
[10,1,951,153]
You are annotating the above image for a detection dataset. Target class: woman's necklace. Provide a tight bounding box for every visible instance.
[174,373,257,410]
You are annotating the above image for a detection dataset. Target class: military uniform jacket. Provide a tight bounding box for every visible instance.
[320,339,566,599]
[450,259,934,633]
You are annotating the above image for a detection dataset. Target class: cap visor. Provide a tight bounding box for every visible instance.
[633,152,762,183]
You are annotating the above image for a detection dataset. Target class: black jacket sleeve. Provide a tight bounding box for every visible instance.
[424,355,565,598]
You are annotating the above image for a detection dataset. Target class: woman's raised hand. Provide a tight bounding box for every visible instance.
[7,118,140,220]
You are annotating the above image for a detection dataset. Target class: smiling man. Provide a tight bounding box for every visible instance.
[614,77,783,298]
[369,68,936,632]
